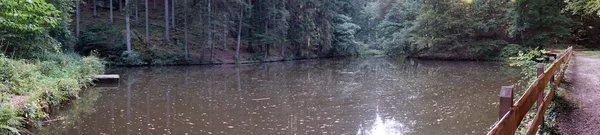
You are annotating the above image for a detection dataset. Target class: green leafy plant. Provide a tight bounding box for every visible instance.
[500,44,524,58]
[0,104,23,135]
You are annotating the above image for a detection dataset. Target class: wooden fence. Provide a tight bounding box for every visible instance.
[487,47,573,135]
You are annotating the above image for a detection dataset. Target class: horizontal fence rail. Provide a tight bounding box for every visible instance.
[488,47,573,135]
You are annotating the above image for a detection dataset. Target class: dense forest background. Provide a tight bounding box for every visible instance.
[2,0,600,65]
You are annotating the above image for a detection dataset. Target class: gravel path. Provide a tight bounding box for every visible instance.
[557,54,600,135]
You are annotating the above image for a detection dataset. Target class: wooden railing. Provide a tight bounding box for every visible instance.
[488,47,573,135]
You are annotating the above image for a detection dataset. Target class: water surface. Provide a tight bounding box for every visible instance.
[38,57,520,135]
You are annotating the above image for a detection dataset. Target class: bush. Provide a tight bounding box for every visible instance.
[0,104,22,135]
[501,44,524,58]
[145,50,182,65]
[75,21,126,58]
[117,50,146,66]
[0,53,104,133]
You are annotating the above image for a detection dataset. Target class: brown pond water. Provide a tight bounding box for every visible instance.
[37,57,521,135]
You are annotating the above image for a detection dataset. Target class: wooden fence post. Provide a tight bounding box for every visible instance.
[536,63,544,108]
[549,57,556,85]
[499,86,514,120]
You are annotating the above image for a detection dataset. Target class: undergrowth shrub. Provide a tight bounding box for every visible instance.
[75,21,125,57]
[146,50,183,65]
[0,52,104,134]
[0,104,22,135]
[117,50,146,66]
[501,44,524,58]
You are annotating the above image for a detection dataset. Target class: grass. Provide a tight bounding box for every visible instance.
[0,52,104,134]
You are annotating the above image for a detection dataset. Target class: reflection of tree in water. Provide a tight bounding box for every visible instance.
[34,87,106,134]
[124,69,143,135]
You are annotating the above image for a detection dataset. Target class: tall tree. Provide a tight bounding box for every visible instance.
[236,7,243,61]
[135,0,139,25]
[184,0,189,59]
[93,0,97,17]
[75,0,80,37]
[171,0,175,29]
[126,0,132,51]
[110,0,114,24]
[208,0,213,62]
[120,0,123,12]
[164,0,170,42]
[510,0,572,47]
[145,0,149,43]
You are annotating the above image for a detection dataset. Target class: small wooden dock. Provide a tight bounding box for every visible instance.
[93,75,120,87]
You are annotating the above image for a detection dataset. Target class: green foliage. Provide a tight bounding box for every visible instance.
[375,0,421,54]
[501,44,524,58]
[372,0,511,59]
[0,0,64,58]
[0,104,22,135]
[23,100,47,128]
[46,0,76,47]
[509,48,544,67]
[508,47,545,66]
[0,0,60,33]
[75,21,125,57]
[332,14,362,56]
[246,52,265,62]
[509,0,573,48]
[0,53,104,133]
[508,48,546,88]
[145,50,182,65]
[564,0,600,16]
[118,50,145,65]
[0,57,41,94]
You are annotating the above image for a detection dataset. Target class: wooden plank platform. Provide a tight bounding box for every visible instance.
[93,75,120,87]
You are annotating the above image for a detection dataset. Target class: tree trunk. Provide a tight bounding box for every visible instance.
[184,0,188,59]
[93,0,97,17]
[135,0,139,25]
[110,0,114,24]
[171,0,175,29]
[208,0,213,62]
[164,0,169,43]
[280,0,285,57]
[145,0,149,43]
[153,0,156,9]
[222,26,227,50]
[246,0,253,53]
[235,9,243,62]
[264,8,269,60]
[119,0,123,12]
[76,0,80,37]
[126,0,132,51]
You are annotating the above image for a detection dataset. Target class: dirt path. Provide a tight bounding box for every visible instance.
[557,53,600,135]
